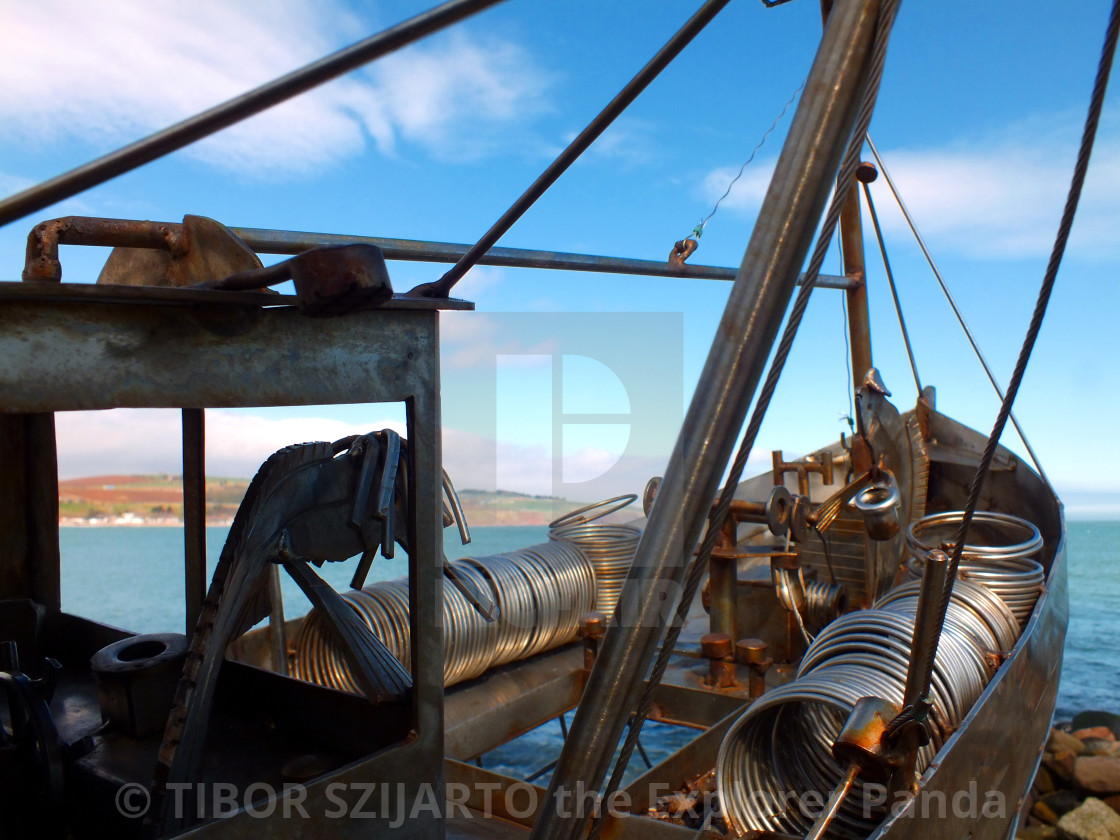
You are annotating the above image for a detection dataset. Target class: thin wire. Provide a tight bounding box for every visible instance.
[934,0,1119,674]
[691,80,806,239]
[864,135,1053,492]
[587,3,902,835]
[861,180,921,394]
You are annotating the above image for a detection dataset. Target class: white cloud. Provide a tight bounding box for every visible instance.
[696,121,1120,260]
[866,130,1120,259]
[0,0,551,175]
[441,312,556,369]
[698,160,776,219]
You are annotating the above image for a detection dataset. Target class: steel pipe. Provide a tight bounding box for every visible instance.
[529,5,883,840]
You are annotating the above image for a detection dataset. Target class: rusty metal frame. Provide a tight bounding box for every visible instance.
[0,271,464,838]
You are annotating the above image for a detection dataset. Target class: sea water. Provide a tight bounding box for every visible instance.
[55,521,1120,779]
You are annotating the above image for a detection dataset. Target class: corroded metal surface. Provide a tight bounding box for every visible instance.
[0,297,441,411]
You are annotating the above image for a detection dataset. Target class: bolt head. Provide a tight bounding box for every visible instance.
[700,632,733,659]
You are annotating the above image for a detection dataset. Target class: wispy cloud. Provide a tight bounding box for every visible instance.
[696,119,1120,260]
[441,311,556,370]
[0,0,551,176]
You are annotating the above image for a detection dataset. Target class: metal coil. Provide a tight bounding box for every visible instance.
[548,522,640,618]
[717,576,1021,838]
[906,511,1044,627]
[804,580,848,634]
[291,541,595,690]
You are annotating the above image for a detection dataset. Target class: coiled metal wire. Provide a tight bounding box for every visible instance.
[906,511,1044,627]
[549,496,641,618]
[292,541,594,690]
[717,576,1022,838]
[804,580,848,634]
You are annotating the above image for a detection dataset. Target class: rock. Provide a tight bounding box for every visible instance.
[1056,796,1120,840]
[1085,740,1120,757]
[1105,795,1120,816]
[1075,727,1118,744]
[1018,826,1057,840]
[1035,764,1058,794]
[1054,729,1092,756]
[1072,712,1120,741]
[1034,801,1061,825]
[1047,750,1079,783]
[1044,790,1086,817]
[1075,756,1120,795]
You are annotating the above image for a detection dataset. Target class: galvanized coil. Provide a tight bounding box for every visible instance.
[717,577,1020,838]
[548,495,641,618]
[905,511,1045,627]
[292,541,594,690]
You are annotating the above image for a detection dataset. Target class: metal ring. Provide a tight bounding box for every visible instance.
[548,494,638,530]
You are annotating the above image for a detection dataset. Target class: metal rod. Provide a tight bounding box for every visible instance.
[21,216,857,289]
[417,0,734,298]
[267,565,289,677]
[861,179,922,394]
[528,6,882,840]
[904,549,947,710]
[864,136,1053,490]
[0,0,507,229]
[805,763,859,840]
[839,169,873,385]
[182,409,206,634]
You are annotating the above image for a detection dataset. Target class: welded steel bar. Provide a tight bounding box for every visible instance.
[181,409,206,634]
[864,136,1053,489]
[528,5,883,840]
[839,171,873,382]
[20,217,855,289]
[0,0,507,228]
[419,0,734,297]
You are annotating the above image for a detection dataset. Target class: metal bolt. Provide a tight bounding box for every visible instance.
[701,633,736,689]
[735,637,772,699]
[700,632,733,660]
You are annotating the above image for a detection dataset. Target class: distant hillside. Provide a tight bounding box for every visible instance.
[59,474,248,525]
[58,476,581,527]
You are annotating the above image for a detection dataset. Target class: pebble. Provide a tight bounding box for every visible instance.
[1053,730,1092,756]
[1072,712,1120,740]
[1018,717,1120,840]
[1074,757,1120,795]
[1055,796,1120,840]
[1049,750,1080,783]
[1075,728,1118,744]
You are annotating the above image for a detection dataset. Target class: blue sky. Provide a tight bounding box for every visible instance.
[1,0,1118,515]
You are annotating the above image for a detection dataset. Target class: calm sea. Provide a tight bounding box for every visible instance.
[58,520,1118,758]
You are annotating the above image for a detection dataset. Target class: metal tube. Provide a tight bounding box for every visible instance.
[182,408,206,634]
[418,0,734,298]
[904,549,948,710]
[708,557,736,638]
[0,0,507,229]
[24,218,856,289]
[840,170,873,382]
[529,5,882,840]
